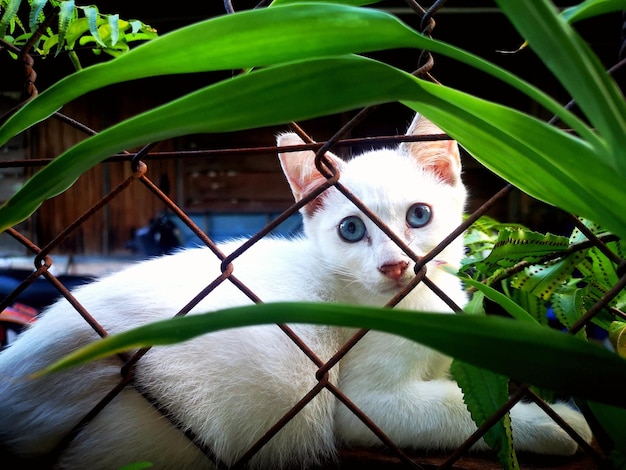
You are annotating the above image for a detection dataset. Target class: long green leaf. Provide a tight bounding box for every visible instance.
[0,4,421,145]
[33,302,626,408]
[2,56,625,241]
[0,3,599,150]
[461,277,537,324]
[562,0,626,23]
[496,0,626,171]
[0,56,416,230]
[551,284,588,333]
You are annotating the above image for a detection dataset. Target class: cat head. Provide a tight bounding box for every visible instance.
[277,115,467,303]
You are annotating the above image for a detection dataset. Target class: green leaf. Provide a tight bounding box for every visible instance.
[461,277,537,324]
[28,0,47,31]
[0,3,598,150]
[63,16,91,49]
[104,13,119,47]
[42,33,58,56]
[1,3,624,254]
[551,284,588,338]
[495,0,626,171]
[511,252,586,300]
[56,0,75,56]
[127,19,142,36]
[477,228,569,274]
[562,0,626,23]
[504,286,549,326]
[2,55,626,242]
[81,5,105,48]
[32,302,626,408]
[451,361,518,470]
[0,56,419,230]
[610,321,626,358]
[0,0,20,37]
[464,291,487,316]
[461,217,525,276]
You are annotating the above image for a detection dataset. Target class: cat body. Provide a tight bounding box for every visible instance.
[0,116,591,469]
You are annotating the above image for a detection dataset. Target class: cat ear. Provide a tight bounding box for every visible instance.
[277,133,343,216]
[401,114,462,186]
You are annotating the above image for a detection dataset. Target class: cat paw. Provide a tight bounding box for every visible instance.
[511,402,592,456]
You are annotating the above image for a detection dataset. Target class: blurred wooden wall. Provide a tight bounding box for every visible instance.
[23,82,297,255]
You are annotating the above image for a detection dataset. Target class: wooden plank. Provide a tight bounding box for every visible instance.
[182,152,283,173]
[183,171,294,208]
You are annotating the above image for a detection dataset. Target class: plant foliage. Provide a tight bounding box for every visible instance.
[1,0,625,468]
[0,0,156,68]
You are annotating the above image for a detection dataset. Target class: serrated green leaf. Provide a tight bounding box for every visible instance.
[551,284,588,338]
[0,0,20,37]
[120,31,156,44]
[511,252,586,300]
[100,41,129,58]
[32,302,626,408]
[81,5,105,48]
[55,0,74,56]
[451,360,518,470]
[28,0,47,31]
[478,228,570,274]
[461,218,528,276]
[587,248,619,287]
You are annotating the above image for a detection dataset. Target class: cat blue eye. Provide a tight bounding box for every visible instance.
[338,216,367,243]
[406,203,432,228]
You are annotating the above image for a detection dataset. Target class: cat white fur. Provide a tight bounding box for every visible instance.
[0,115,591,469]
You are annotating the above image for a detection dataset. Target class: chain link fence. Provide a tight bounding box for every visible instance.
[1,1,625,468]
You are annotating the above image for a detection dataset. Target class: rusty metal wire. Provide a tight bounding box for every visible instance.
[17,3,57,101]
[0,1,624,469]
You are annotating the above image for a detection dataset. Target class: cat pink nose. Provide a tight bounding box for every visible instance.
[378,261,409,281]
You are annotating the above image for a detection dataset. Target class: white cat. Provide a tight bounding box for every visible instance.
[0,115,591,469]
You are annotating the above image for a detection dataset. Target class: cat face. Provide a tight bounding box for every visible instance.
[277,115,467,302]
